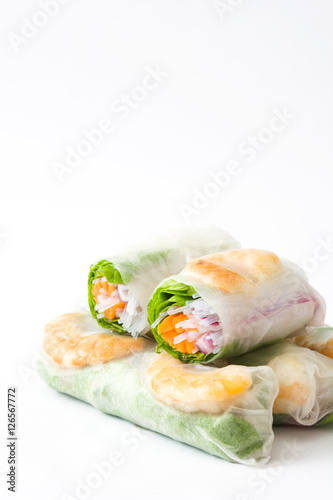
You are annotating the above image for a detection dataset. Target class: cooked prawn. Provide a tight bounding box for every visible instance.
[146,351,253,413]
[43,312,149,368]
[267,353,310,414]
[293,335,333,360]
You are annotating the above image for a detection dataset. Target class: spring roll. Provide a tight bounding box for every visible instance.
[148,249,325,362]
[292,326,333,359]
[88,228,239,337]
[38,312,278,465]
[229,342,333,426]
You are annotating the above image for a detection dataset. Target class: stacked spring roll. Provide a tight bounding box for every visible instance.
[38,312,279,465]
[229,341,333,426]
[148,249,326,363]
[292,326,333,359]
[39,237,332,467]
[88,228,239,337]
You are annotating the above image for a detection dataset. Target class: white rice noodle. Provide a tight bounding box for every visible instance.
[126,293,140,316]
[117,284,129,302]
[173,333,188,345]
[198,315,220,326]
[95,296,120,312]
[94,279,146,336]
[187,330,202,341]
[174,319,198,330]
[123,311,147,339]
[167,305,190,315]
[151,311,168,329]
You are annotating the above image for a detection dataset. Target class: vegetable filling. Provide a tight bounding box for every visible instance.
[92,277,146,337]
[155,298,223,355]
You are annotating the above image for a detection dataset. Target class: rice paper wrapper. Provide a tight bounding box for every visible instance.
[88,228,239,335]
[229,342,333,426]
[149,258,325,362]
[38,347,278,465]
[292,326,333,359]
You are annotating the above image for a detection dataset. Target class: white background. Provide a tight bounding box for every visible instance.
[1,1,333,499]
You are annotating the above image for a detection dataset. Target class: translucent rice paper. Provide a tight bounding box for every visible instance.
[292,326,333,359]
[230,342,333,426]
[93,227,239,335]
[164,257,325,361]
[38,313,278,466]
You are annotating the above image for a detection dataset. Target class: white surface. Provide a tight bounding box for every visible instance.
[1,1,333,499]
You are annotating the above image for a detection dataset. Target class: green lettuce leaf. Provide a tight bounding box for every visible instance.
[38,356,265,463]
[148,279,218,363]
[88,249,176,333]
[88,260,127,332]
[316,412,333,426]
